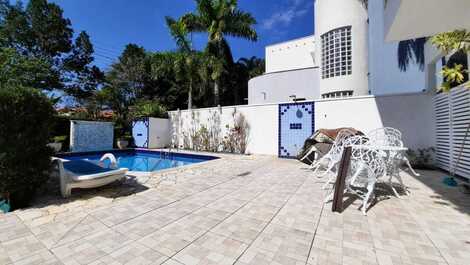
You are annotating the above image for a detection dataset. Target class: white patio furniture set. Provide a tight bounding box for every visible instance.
[311,127,419,215]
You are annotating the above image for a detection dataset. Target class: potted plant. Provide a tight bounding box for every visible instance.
[117,135,132,149]
[48,136,66,153]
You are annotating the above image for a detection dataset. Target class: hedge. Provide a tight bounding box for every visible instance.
[0,86,55,209]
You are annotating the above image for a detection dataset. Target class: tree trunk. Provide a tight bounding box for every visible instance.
[213,81,220,106]
[188,80,193,110]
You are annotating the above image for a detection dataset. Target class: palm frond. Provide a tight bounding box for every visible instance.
[181,13,207,33]
[165,16,192,52]
[224,10,257,41]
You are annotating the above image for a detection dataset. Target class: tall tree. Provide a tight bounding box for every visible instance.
[181,0,257,106]
[63,31,104,102]
[166,16,207,109]
[0,0,102,101]
[102,44,153,134]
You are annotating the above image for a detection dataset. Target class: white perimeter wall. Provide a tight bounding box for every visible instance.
[368,0,426,95]
[265,35,316,73]
[168,93,435,156]
[315,93,435,150]
[169,104,279,155]
[148,118,171,149]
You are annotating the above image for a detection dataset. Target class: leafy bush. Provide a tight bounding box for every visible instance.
[0,86,55,209]
[406,147,436,170]
[129,100,168,119]
[222,111,250,154]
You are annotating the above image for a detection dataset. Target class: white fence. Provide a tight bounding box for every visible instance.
[169,92,435,156]
[434,86,470,179]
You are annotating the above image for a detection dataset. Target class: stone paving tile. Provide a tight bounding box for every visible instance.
[1,234,47,263]
[89,242,169,265]
[0,215,32,243]
[12,250,62,265]
[235,202,280,222]
[250,223,314,263]
[211,214,268,244]
[173,232,248,265]
[375,249,449,265]
[51,229,132,264]
[139,209,226,256]
[206,197,249,213]
[0,242,13,265]
[89,196,157,227]
[270,201,320,233]
[236,246,306,265]
[307,235,343,265]
[161,259,185,265]
[32,214,107,249]
[113,209,175,241]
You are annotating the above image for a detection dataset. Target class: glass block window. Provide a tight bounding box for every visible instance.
[321,90,353,99]
[321,26,352,79]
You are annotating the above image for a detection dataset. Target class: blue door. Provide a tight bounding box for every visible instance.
[132,118,149,148]
[279,102,315,158]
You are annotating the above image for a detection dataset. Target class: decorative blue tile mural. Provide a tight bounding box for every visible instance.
[279,102,315,158]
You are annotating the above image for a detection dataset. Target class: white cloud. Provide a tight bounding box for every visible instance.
[261,0,312,30]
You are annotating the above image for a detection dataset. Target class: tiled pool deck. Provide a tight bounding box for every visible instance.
[1,154,470,265]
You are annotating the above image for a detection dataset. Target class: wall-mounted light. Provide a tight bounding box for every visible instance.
[289,95,297,102]
[261,92,267,100]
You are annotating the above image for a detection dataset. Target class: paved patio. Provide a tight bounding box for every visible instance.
[1,154,469,265]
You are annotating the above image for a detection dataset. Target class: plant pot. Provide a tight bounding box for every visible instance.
[117,139,129,149]
[47,142,62,153]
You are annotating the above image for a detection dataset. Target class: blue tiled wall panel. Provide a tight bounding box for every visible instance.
[278,102,315,158]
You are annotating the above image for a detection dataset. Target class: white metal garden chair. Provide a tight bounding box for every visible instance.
[311,129,356,181]
[324,136,387,215]
[367,127,419,177]
[320,135,370,190]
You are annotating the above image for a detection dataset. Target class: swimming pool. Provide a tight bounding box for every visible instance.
[57,149,218,172]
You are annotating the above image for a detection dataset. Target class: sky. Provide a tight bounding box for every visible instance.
[47,0,315,70]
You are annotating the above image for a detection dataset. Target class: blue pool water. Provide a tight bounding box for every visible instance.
[57,149,218,172]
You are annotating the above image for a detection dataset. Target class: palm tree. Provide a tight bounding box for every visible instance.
[166,16,206,109]
[238,56,265,79]
[181,0,258,106]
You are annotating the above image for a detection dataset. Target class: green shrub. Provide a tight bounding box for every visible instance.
[0,86,55,209]
[129,100,168,119]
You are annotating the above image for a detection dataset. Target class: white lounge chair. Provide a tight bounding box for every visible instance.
[52,153,128,198]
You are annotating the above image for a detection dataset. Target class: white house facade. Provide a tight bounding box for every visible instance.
[249,0,427,104]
